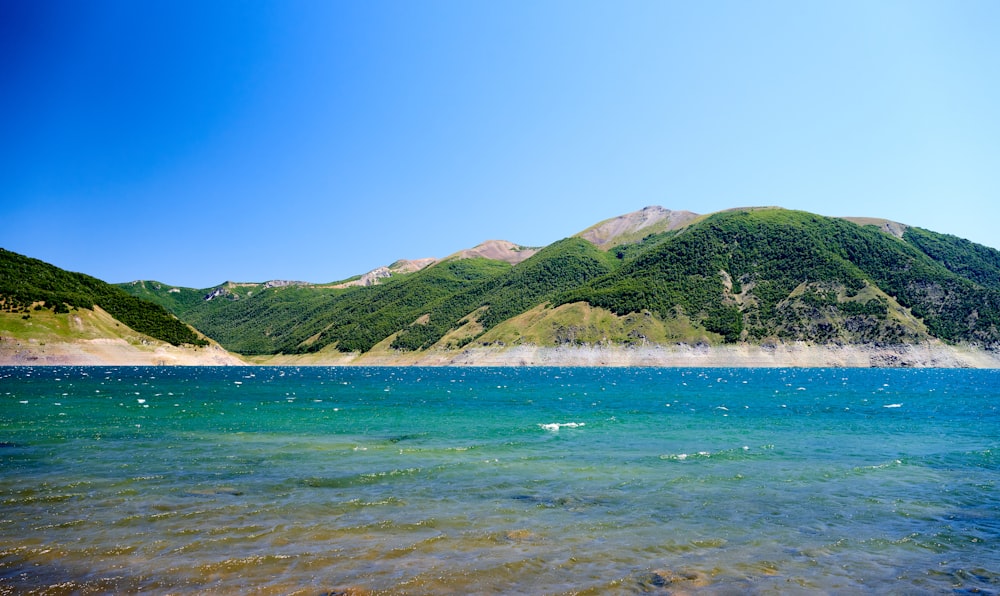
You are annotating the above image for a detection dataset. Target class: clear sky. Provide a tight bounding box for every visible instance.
[2,1,999,288]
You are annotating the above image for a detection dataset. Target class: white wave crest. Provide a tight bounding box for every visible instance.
[539,422,585,432]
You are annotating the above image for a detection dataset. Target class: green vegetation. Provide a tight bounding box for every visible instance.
[307,257,512,354]
[0,249,207,346]
[119,239,618,355]
[389,238,617,350]
[123,258,513,355]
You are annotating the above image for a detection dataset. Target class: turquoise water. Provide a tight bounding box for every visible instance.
[1,366,999,594]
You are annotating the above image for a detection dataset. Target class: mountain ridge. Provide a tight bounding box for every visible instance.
[5,205,1000,367]
[141,206,915,293]
[115,206,1000,358]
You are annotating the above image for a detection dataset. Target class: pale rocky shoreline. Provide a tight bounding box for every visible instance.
[387,342,1000,368]
[252,341,1000,368]
[3,336,999,368]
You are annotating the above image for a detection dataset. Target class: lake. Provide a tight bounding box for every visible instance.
[2,366,998,594]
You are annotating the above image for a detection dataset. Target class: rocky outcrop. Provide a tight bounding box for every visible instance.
[204,287,233,301]
[332,266,391,288]
[262,280,308,289]
[332,259,437,288]
[362,267,392,286]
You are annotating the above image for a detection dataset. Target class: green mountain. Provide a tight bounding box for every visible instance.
[0,248,207,347]
[116,207,1000,356]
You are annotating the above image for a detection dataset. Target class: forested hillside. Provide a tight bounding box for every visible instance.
[116,207,1000,356]
[902,226,1000,291]
[561,209,1000,345]
[0,249,207,347]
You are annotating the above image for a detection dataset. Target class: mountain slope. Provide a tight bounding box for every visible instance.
[387,237,617,351]
[120,238,615,356]
[560,208,997,344]
[126,258,515,355]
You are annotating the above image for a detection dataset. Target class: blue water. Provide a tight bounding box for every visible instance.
[1,366,999,594]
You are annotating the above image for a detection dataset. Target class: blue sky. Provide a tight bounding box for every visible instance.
[2,1,999,288]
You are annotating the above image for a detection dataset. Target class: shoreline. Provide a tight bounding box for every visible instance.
[3,336,999,368]
[0,336,245,366]
[303,341,1000,368]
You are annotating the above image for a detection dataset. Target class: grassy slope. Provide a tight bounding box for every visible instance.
[1,305,133,344]
[477,302,711,347]
[120,280,207,313]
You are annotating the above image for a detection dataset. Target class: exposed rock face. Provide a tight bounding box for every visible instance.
[263,280,308,289]
[448,240,539,265]
[357,266,391,286]
[204,287,233,301]
[576,206,700,248]
[13,335,998,368]
[206,280,309,299]
[330,258,438,289]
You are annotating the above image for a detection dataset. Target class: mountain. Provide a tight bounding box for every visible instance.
[113,206,1000,364]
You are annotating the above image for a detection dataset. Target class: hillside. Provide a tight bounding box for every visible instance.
[112,207,1000,366]
[0,249,207,347]
[0,249,244,365]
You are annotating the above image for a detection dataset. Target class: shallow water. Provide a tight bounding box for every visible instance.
[2,366,999,594]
